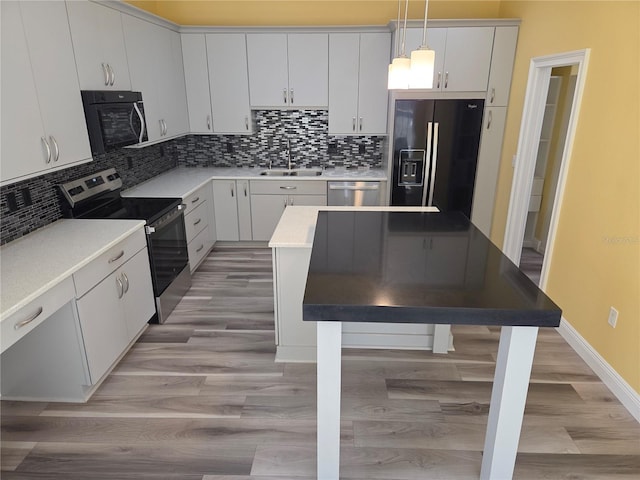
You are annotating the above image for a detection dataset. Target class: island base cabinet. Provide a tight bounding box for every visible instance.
[1,302,92,402]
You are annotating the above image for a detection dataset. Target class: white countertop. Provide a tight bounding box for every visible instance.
[269,206,440,248]
[122,166,387,199]
[0,219,146,321]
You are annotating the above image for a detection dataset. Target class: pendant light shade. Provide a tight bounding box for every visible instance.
[388,56,411,89]
[409,47,435,88]
[408,0,435,89]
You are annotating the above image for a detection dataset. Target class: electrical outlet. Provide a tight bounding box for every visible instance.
[608,307,618,328]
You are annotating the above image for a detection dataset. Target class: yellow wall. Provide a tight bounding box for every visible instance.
[494,1,640,391]
[125,0,501,26]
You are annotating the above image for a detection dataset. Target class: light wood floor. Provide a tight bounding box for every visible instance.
[2,246,639,479]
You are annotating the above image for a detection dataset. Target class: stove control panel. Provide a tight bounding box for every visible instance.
[59,168,123,207]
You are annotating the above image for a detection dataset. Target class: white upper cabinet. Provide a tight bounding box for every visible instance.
[122,15,188,142]
[181,34,213,134]
[402,26,494,92]
[486,26,519,107]
[247,33,328,108]
[329,32,390,135]
[66,1,131,90]
[1,1,91,184]
[207,34,252,134]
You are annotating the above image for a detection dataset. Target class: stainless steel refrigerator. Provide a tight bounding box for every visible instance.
[390,98,485,218]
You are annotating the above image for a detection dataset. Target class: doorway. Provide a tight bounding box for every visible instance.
[502,50,590,290]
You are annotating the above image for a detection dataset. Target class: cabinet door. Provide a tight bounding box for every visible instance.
[120,248,155,341]
[357,32,391,135]
[123,14,162,141]
[66,1,132,90]
[402,27,446,90]
[76,273,129,383]
[328,33,360,135]
[250,194,288,241]
[160,29,189,138]
[211,180,240,241]
[236,180,253,241]
[181,34,213,134]
[471,106,507,236]
[207,34,252,134]
[287,34,328,107]
[20,1,92,168]
[486,26,519,107]
[247,34,289,108]
[441,27,494,92]
[287,194,327,207]
[0,1,48,183]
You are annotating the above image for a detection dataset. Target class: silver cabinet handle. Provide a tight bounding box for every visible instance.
[108,64,115,86]
[207,115,211,131]
[487,110,493,130]
[437,72,441,89]
[230,184,235,197]
[159,119,164,136]
[41,137,52,164]
[193,218,202,226]
[283,88,287,104]
[196,244,204,253]
[279,186,297,190]
[290,88,294,104]
[352,117,356,132]
[490,87,496,104]
[244,184,247,197]
[14,306,43,330]
[245,116,249,131]
[102,63,109,86]
[444,72,449,89]
[283,198,287,208]
[121,272,129,294]
[191,196,200,204]
[133,102,146,143]
[50,136,60,162]
[108,250,125,263]
[359,117,363,131]
[289,197,294,206]
[164,120,168,136]
[116,275,124,299]
[328,185,379,191]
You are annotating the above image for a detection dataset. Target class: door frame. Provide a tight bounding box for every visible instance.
[502,49,590,289]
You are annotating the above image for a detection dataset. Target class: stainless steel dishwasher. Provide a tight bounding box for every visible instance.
[327,181,381,206]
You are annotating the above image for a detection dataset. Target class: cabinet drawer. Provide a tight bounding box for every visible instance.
[187,227,211,270]
[183,185,208,215]
[184,201,208,242]
[250,180,326,195]
[73,228,147,298]
[1,276,75,354]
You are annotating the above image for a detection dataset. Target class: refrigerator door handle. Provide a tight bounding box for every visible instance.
[428,122,440,206]
[421,122,433,206]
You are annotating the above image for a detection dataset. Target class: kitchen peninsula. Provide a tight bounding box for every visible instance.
[303,210,562,479]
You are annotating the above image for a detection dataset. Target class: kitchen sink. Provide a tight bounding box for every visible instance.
[259,169,322,177]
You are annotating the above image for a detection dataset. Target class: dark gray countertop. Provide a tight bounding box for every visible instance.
[303,211,562,327]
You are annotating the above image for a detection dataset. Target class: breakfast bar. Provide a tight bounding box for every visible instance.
[303,210,562,479]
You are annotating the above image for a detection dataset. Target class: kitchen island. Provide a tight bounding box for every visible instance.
[303,210,562,479]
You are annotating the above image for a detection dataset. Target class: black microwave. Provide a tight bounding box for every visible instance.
[81,90,148,155]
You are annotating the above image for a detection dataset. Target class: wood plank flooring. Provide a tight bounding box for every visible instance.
[2,245,639,479]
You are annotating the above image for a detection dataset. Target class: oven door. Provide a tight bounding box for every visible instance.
[146,207,189,296]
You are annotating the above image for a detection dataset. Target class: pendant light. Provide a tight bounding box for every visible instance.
[388,0,410,89]
[409,0,435,88]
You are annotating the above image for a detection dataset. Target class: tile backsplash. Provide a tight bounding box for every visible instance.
[1,109,384,245]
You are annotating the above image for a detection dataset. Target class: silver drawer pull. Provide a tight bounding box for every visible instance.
[193,218,202,226]
[328,185,379,191]
[108,250,125,263]
[116,275,124,299]
[279,186,297,190]
[191,197,200,204]
[14,306,43,330]
[196,244,204,253]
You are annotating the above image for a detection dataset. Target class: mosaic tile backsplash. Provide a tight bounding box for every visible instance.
[1,109,384,245]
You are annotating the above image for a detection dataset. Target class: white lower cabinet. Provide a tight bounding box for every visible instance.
[184,184,216,271]
[250,180,327,241]
[211,180,252,241]
[75,246,154,384]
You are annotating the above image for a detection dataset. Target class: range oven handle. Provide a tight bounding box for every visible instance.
[146,206,184,234]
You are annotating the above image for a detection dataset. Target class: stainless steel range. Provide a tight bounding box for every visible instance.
[59,168,191,323]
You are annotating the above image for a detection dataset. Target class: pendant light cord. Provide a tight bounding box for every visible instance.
[422,0,429,46]
[401,0,409,56]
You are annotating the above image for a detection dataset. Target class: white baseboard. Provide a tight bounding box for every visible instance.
[557,318,640,422]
